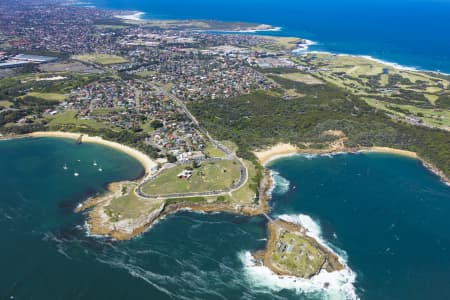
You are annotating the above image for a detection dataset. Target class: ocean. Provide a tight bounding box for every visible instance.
[1,138,449,299]
[89,0,450,73]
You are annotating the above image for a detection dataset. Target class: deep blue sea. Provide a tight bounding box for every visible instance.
[90,0,450,73]
[1,138,450,299]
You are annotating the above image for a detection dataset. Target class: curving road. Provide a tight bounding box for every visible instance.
[136,84,248,200]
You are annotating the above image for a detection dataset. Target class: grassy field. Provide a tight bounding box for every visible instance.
[48,110,108,129]
[25,92,66,102]
[271,230,326,278]
[203,142,227,158]
[277,73,324,85]
[284,89,305,99]
[105,182,164,220]
[364,98,450,128]
[253,36,302,51]
[136,71,156,78]
[95,25,127,30]
[142,159,241,195]
[221,140,239,153]
[0,100,13,108]
[73,54,128,65]
[292,53,449,106]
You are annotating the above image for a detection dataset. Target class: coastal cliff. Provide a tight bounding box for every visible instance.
[78,166,347,281]
[80,168,273,241]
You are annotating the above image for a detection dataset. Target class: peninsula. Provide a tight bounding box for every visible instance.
[0,0,449,283]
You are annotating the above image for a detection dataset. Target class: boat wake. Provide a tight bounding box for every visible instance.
[240,214,359,300]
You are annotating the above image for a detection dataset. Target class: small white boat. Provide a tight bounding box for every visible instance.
[63,163,68,170]
[93,160,97,166]
[74,172,80,177]
[98,166,103,172]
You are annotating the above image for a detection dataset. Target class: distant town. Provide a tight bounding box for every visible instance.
[0,0,312,165]
[2,0,449,169]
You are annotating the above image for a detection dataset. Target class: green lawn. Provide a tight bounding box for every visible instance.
[203,142,227,158]
[266,36,302,50]
[105,182,164,220]
[292,53,449,106]
[95,25,127,30]
[25,92,66,102]
[278,73,324,85]
[73,54,128,65]
[0,100,13,108]
[364,98,450,129]
[142,160,241,196]
[136,71,156,78]
[48,110,108,129]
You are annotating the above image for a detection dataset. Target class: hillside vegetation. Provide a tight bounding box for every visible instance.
[189,77,450,177]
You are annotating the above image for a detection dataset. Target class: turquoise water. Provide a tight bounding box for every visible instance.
[90,0,450,73]
[1,138,450,299]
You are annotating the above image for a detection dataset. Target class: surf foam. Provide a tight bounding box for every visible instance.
[115,12,145,21]
[292,39,318,53]
[270,170,291,195]
[240,214,359,299]
[304,50,427,73]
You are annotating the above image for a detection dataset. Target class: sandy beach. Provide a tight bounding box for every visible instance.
[254,143,448,184]
[255,144,419,166]
[255,143,300,166]
[358,147,417,159]
[28,131,157,177]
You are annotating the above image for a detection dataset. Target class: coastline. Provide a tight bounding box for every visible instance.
[27,131,157,178]
[81,168,273,241]
[202,25,283,34]
[306,50,450,76]
[255,143,449,185]
[75,0,450,75]
[1,132,269,242]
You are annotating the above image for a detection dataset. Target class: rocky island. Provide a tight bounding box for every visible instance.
[254,219,344,279]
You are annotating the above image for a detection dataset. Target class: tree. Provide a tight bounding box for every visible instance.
[150,119,164,129]
[167,154,177,163]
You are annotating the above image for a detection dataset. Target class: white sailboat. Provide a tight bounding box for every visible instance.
[93,160,98,166]
[63,162,68,170]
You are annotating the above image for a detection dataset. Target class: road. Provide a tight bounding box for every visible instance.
[136,84,249,200]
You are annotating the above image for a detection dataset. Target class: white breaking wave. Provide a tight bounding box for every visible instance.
[278,214,349,262]
[240,214,359,300]
[230,26,283,33]
[304,50,450,74]
[114,12,145,21]
[292,39,318,53]
[270,170,291,195]
[304,154,319,160]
